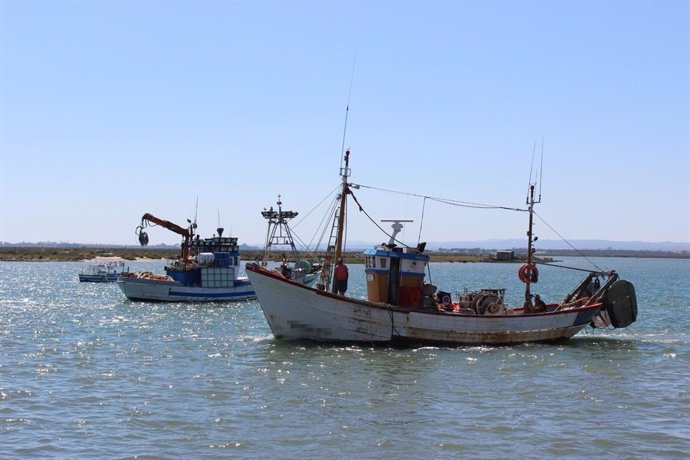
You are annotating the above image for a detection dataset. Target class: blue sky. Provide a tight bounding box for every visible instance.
[1,0,688,248]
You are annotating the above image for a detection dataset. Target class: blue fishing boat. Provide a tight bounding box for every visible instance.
[117,213,255,302]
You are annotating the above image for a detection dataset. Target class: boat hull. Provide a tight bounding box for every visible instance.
[294,271,320,286]
[246,264,603,346]
[117,276,256,302]
[79,274,120,283]
[79,261,125,283]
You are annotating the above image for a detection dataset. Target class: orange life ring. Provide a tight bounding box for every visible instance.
[518,263,539,283]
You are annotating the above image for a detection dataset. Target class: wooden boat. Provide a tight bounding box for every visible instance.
[260,195,322,285]
[117,213,255,302]
[245,150,637,346]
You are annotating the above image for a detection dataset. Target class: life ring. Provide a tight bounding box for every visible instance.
[518,263,539,284]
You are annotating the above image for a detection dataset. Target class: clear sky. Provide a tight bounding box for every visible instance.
[1,0,688,248]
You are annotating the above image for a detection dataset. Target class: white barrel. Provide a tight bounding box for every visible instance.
[197,252,215,265]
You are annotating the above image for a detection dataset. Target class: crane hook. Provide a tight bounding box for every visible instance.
[135,225,149,246]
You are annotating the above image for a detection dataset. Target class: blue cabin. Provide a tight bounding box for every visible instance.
[166,235,243,287]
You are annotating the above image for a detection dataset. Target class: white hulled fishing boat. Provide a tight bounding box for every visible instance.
[78,260,125,282]
[117,213,255,302]
[246,150,637,346]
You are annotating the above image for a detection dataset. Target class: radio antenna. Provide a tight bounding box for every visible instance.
[527,141,536,204]
[539,137,544,201]
[340,45,359,175]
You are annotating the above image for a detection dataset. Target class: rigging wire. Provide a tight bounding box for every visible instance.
[343,197,348,253]
[537,262,607,275]
[286,228,322,263]
[417,196,427,246]
[312,195,340,253]
[293,183,341,229]
[352,181,600,277]
[352,183,527,212]
[533,211,604,272]
[349,190,410,248]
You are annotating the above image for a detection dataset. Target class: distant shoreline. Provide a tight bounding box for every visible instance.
[0,246,687,263]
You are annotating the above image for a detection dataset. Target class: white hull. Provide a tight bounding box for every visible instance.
[293,271,320,286]
[246,264,603,346]
[117,276,256,302]
[79,273,120,283]
[79,261,125,283]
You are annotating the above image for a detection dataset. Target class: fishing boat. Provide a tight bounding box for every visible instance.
[117,213,255,302]
[260,195,322,285]
[245,150,638,346]
[78,260,125,282]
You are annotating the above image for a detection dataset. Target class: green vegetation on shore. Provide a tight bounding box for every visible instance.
[3,245,684,263]
[0,246,519,263]
[0,246,179,262]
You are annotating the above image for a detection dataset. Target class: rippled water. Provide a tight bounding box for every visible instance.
[1,257,688,458]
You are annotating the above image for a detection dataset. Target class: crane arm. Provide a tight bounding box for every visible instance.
[140,213,191,238]
[135,213,194,261]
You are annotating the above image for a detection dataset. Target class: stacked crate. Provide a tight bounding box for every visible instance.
[201,267,235,288]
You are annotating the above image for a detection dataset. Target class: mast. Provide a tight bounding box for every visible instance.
[524,184,537,307]
[334,150,350,267]
[261,194,299,265]
[317,149,351,292]
[330,150,350,293]
[523,140,543,309]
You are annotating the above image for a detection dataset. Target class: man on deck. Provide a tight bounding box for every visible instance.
[334,258,349,295]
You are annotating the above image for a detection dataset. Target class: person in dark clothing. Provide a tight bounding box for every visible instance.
[334,258,349,295]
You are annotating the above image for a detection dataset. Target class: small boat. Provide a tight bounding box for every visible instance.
[78,261,125,282]
[260,195,322,285]
[117,213,255,302]
[246,150,638,346]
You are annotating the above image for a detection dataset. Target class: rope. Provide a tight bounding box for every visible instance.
[352,183,528,212]
[386,304,412,346]
[537,262,607,275]
[533,211,604,272]
[293,184,341,229]
[349,189,409,248]
[308,193,339,253]
[349,184,605,280]
[417,196,427,246]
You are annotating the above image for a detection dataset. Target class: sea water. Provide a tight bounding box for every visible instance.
[1,257,688,459]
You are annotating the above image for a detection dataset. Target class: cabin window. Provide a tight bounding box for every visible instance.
[379,257,387,269]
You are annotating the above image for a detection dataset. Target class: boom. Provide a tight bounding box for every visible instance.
[135,213,196,260]
[140,213,191,238]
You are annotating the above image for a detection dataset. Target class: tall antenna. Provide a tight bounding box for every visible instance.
[527,141,536,204]
[194,197,199,225]
[526,140,543,205]
[216,209,224,237]
[539,137,544,201]
[340,45,359,175]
